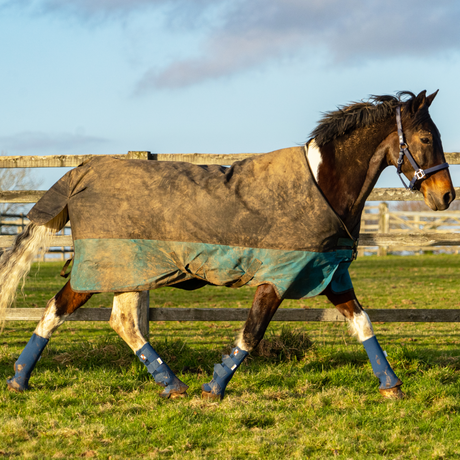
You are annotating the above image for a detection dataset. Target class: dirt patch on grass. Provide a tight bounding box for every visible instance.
[252,326,313,361]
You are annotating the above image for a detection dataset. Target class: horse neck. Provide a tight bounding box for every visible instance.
[309,122,394,233]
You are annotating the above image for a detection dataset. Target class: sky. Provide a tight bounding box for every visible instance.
[1,0,460,191]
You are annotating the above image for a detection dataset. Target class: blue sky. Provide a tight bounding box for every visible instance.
[1,0,460,189]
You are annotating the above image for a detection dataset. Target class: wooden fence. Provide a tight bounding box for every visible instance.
[2,150,460,331]
[0,213,72,260]
[359,203,460,256]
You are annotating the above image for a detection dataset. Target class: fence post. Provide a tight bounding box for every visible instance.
[61,228,65,261]
[378,202,389,256]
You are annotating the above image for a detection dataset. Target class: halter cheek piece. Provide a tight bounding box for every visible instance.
[395,105,449,191]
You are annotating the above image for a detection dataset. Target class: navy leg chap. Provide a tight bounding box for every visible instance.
[202,346,249,399]
[7,333,49,392]
[136,343,188,398]
[362,336,401,390]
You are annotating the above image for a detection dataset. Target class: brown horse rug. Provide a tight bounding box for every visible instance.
[28,146,357,298]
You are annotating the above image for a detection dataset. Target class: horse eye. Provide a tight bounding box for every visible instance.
[420,137,431,144]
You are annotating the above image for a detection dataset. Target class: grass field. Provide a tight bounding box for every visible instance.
[1,255,460,459]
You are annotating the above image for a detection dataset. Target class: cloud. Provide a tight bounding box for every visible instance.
[7,0,460,88]
[139,0,460,89]
[2,0,215,24]
[2,0,156,20]
[0,131,108,155]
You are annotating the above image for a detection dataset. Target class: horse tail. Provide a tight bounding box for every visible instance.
[0,208,68,330]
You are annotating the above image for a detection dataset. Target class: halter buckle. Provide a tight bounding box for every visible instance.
[415,169,426,180]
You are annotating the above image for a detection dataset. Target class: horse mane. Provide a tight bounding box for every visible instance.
[311,91,421,146]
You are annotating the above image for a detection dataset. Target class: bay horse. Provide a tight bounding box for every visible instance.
[1,90,454,400]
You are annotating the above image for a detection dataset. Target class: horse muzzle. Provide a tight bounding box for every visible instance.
[420,169,456,211]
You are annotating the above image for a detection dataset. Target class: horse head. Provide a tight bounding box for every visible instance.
[386,90,455,211]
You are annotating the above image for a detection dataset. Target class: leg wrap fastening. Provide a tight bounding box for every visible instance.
[136,343,188,398]
[362,336,402,390]
[7,333,49,392]
[202,346,249,400]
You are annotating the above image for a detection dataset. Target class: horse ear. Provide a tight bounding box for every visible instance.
[413,90,427,112]
[426,90,439,107]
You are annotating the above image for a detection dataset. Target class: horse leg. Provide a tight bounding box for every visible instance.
[109,292,188,399]
[202,284,282,400]
[7,281,93,392]
[324,286,403,399]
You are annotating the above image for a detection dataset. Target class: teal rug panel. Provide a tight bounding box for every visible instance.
[71,239,354,299]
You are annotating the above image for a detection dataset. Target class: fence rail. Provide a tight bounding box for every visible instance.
[3,233,460,250]
[1,151,459,168]
[2,150,460,325]
[5,308,460,322]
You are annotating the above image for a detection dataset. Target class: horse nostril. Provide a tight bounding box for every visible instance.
[443,190,455,207]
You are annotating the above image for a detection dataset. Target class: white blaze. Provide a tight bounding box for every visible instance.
[305,139,322,183]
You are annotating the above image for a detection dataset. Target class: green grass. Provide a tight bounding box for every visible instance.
[1,255,460,459]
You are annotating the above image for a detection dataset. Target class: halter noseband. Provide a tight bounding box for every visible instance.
[395,105,449,191]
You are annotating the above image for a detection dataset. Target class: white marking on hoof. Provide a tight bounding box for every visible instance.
[306,139,322,183]
[348,311,375,343]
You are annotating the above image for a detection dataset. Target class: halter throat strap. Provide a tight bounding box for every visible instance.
[395,105,449,191]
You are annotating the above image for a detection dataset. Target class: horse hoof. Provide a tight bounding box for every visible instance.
[159,382,189,399]
[201,390,223,401]
[6,378,28,393]
[161,390,188,400]
[379,386,404,400]
[159,386,189,399]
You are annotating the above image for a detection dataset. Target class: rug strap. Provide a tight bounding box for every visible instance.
[60,257,74,278]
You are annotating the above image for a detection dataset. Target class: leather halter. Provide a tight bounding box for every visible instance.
[396,105,449,191]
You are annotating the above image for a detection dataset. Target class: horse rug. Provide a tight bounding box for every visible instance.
[28,146,357,299]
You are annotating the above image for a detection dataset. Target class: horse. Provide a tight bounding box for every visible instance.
[0,90,454,401]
